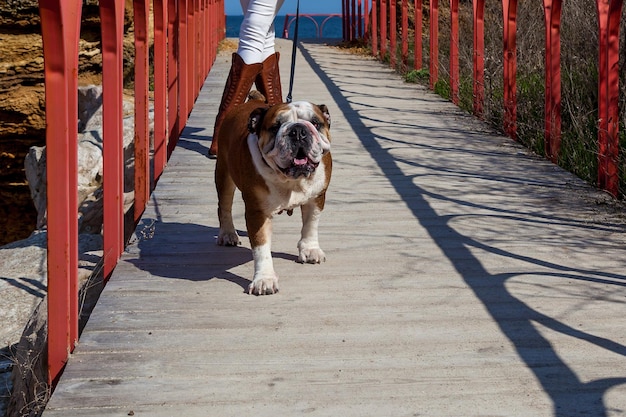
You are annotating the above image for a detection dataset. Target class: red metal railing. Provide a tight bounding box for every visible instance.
[282,14,343,39]
[347,0,624,197]
[342,0,369,41]
[39,0,224,385]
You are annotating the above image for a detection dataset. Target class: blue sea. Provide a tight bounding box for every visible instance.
[226,15,343,39]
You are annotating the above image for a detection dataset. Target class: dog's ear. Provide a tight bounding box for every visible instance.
[317,104,331,128]
[248,107,268,134]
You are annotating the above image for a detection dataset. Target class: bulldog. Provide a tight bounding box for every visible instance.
[214,97,332,295]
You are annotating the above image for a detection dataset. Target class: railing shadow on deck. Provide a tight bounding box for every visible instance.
[129,217,252,293]
[299,42,626,417]
[127,213,301,292]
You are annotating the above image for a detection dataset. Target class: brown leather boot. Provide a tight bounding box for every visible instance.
[209,53,262,158]
[254,52,283,106]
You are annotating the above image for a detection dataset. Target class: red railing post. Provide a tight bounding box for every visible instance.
[100,0,125,280]
[39,0,81,385]
[352,0,357,39]
[344,0,349,39]
[209,0,213,56]
[472,0,485,117]
[450,0,459,104]
[543,0,562,163]
[198,0,205,92]
[187,0,196,108]
[283,14,290,38]
[221,1,225,56]
[364,0,370,41]
[342,0,347,40]
[168,0,180,154]
[429,0,438,88]
[401,0,408,69]
[134,0,150,223]
[414,0,422,70]
[596,0,623,197]
[195,0,201,100]
[390,0,397,68]
[358,0,363,38]
[179,0,189,131]
[154,0,168,181]
[381,0,388,58]
[203,0,209,77]
[210,0,216,64]
[372,0,379,57]
[502,0,518,140]
[186,0,197,115]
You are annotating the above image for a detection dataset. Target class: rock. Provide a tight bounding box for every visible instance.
[0,0,133,31]
[23,147,45,229]
[0,0,39,30]
[0,1,139,246]
[0,231,104,417]
[0,231,47,348]
[0,231,103,347]
[5,297,48,417]
[78,85,104,132]
[25,85,146,234]
[0,85,45,139]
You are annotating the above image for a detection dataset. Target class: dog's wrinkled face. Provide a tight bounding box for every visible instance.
[249,101,331,179]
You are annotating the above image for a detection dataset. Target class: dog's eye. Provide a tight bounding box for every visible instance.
[311,119,322,130]
[269,123,281,135]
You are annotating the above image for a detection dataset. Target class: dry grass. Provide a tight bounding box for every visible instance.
[363,0,626,198]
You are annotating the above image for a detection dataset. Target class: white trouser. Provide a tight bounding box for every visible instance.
[238,0,286,64]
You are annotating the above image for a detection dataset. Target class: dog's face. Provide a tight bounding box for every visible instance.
[248,101,331,179]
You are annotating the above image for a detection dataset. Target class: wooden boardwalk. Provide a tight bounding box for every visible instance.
[43,39,626,417]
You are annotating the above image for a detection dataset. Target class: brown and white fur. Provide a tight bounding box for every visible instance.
[214,98,332,295]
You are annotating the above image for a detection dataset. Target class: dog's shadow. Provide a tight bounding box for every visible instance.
[127,219,298,293]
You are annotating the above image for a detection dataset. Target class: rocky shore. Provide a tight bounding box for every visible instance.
[0,0,135,246]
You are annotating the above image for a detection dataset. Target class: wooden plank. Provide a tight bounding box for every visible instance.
[44,39,626,417]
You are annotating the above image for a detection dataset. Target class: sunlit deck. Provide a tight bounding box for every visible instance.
[43,39,626,417]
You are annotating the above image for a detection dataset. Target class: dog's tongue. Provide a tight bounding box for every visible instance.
[293,157,308,166]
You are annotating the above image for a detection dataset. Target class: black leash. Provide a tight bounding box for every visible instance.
[285,0,300,103]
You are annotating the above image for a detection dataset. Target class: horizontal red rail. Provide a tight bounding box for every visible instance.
[39,0,224,386]
[358,0,623,197]
[281,13,343,39]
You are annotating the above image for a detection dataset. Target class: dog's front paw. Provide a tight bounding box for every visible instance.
[217,230,240,246]
[297,244,326,264]
[248,273,279,296]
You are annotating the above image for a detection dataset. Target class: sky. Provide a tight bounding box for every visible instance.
[224,0,343,15]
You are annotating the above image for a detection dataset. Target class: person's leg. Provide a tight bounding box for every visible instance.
[209,0,285,157]
[254,51,283,105]
[208,54,262,157]
[237,0,285,64]
[239,0,286,104]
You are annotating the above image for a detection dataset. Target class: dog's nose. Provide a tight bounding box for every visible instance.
[289,124,309,141]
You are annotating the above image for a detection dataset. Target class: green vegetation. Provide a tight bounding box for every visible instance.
[404,69,429,84]
[363,0,626,198]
